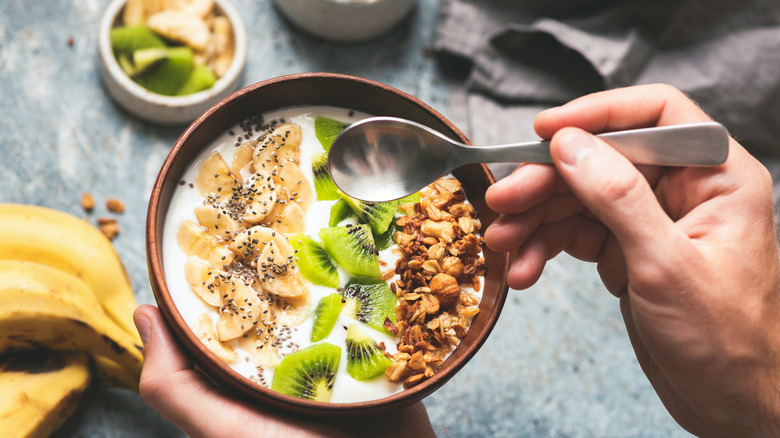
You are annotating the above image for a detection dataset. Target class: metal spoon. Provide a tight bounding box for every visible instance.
[327,116,730,203]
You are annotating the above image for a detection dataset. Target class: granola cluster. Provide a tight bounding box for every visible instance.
[385,177,486,388]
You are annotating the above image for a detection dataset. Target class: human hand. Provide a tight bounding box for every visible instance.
[483,84,780,437]
[133,305,436,438]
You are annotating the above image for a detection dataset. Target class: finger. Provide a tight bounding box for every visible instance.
[549,127,684,263]
[484,193,584,253]
[506,215,609,290]
[486,163,565,215]
[534,84,712,139]
[133,305,341,438]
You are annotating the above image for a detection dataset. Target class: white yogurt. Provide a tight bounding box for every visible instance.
[162,106,483,404]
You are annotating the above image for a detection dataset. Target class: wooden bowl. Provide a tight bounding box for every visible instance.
[146,72,510,417]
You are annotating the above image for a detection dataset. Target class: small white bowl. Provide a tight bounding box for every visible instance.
[98,0,247,125]
[272,0,416,42]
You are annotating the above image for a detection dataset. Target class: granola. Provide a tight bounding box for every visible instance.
[385,177,486,387]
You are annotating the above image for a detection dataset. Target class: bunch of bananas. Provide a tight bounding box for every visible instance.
[0,204,142,438]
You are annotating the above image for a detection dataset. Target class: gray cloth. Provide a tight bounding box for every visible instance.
[435,0,780,174]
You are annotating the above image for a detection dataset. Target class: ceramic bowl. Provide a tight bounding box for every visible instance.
[272,0,416,42]
[146,72,509,417]
[98,0,247,125]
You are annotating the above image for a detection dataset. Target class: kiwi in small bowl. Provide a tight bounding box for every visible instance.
[98,0,247,125]
[146,72,510,417]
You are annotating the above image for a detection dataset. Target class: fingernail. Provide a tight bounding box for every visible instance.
[557,128,595,166]
[134,313,151,347]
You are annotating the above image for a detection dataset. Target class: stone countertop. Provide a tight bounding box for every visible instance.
[0,1,689,436]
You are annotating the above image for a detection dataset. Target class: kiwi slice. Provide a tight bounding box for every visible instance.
[110,25,165,58]
[341,278,397,334]
[271,343,341,402]
[329,199,356,227]
[345,323,393,381]
[178,64,217,95]
[290,234,339,288]
[374,220,401,251]
[314,116,348,151]
[341,193,399,235]
[311,293,344,342]
[319,224,379,278]
[134,46,194,96]
[312,152,340,201]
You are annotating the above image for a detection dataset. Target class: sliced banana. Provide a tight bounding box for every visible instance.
[263,201,305,234]
[237,328,280,368]
[217,279,267,341]
[177,220,235,268]
[272,163,312,213]
[253,123,302,173]
[184,259,223,306]
[258,240,308,299]
[195,152,238,199]
[123,0,147,25]
[194,205,239,240]
[242,169,277,224]
[147,9,211,52]
[211,15,234,78]
[164,0,214,18]
[194,314,239,364]
[229,225,278,262]
[272,294,310,328]
[231,140,256,177]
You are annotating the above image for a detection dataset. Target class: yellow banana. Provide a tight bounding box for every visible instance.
[0,204,139,340]
[0,260,143,377]
[0,351,90,438]
[91,356,140,392]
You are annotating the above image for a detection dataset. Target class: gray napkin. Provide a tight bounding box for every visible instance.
[435,0,780,179]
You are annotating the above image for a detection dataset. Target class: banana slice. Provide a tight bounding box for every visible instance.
[184,259,224,306]
[242,169,277,224]
[258,239,309,299]
[123,0,147,25]
[272,163,312,213]
[229,225,278,262]
[178,220,235,268]
[194,205,239,239]
[216,279,268,341]
[195,152,238,199]
[237,327,280,368]
[263,201,305,234]
[253,123,302,172]
[194,314,239,364]
[211,15,234,78]
[165,0,214,18]
[273,294,310,328]
[232,140,256,177]
[147,9,211,52]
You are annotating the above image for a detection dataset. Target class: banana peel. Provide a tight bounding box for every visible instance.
[0,204,140,342]
[0,351,90,438]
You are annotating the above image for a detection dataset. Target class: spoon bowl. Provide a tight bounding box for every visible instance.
[328,117,730,202]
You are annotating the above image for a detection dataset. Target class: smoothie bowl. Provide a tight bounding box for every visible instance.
[146,73,510,416]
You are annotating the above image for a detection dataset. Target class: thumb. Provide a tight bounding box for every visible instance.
[550,127,678,258]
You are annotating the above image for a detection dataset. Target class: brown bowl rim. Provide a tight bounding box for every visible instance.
[146,72,510,416]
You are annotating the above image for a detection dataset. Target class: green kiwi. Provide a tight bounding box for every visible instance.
[341,193,398,235]
[134,46,194,96]
[345,323,393,380]
[341,278,397,334]
[177,64,216,95]
[312,152,340,201]
[329,198,356,227]
[314,116,349,151]
[310,293,345,342]
[374,220,401,251]
[319,224,379,278]
[110,25,166,58]
[271,343,341,402]
[290,234,339,288]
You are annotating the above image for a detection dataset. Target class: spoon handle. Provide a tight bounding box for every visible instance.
[461,122,730,166]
